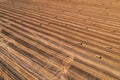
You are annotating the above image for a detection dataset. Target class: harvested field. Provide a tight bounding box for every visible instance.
[0,0,120,80]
